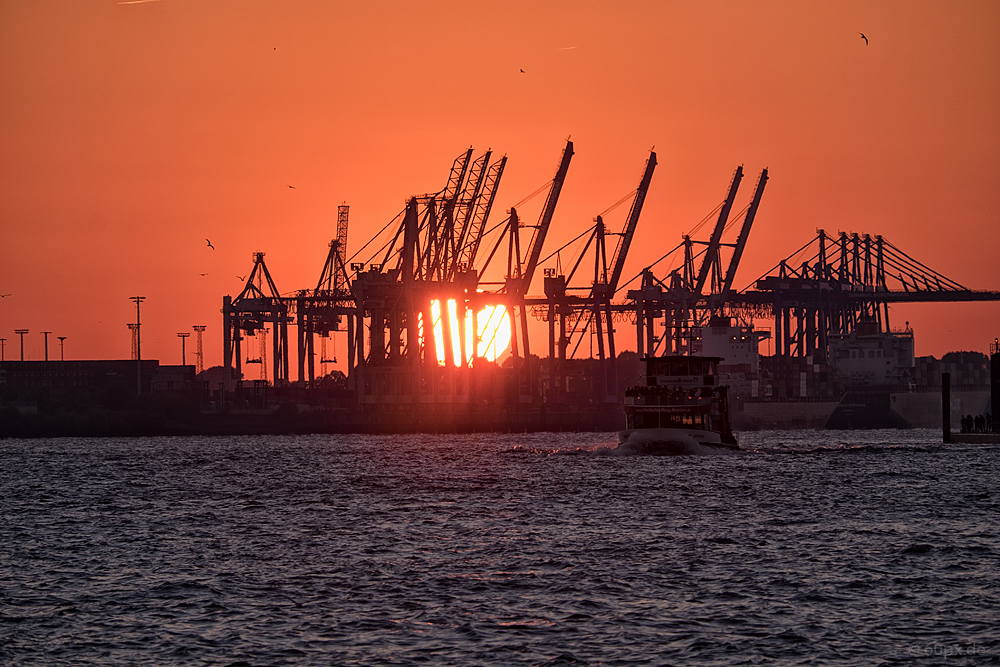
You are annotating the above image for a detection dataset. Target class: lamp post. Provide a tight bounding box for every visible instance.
[15,329,28,361]
[0,338,5,361]
[41,331,51,361]
[58,336,67,361]
[177,332,190,366]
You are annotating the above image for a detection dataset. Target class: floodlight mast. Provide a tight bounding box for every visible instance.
[193,326,207,375]
[15,329,28,361]
[177,333,191,366]
[130,296,146,395]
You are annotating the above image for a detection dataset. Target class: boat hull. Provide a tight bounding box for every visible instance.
[618,427,740,455]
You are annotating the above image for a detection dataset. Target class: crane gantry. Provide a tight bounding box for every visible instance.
[218,142,998,420]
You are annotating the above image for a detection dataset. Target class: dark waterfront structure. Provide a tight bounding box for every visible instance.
[3,144,999,437]
[0,360,168,395]
[0,360,201,436]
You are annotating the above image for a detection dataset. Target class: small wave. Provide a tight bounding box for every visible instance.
[901,544,935,555]
[747,442,943,456]
[532,651,586,665]
[510,445,562,455]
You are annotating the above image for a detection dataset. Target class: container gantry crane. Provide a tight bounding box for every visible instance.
[223,252,290,390]
[536,150,656,403]
[294,204,356,388]
[628,166,767,357]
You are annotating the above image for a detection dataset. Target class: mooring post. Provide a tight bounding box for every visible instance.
[991,338,998,433]
[942,372,951,443]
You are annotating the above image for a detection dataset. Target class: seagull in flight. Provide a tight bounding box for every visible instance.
[237,275,246,282]
[206,239,215,250]
[0,294,10,298]
[859,33,868,45]
[288,185,296,189]
[520,68,525,73]
[199,273,208,277]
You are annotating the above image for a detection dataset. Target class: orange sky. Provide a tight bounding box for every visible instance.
[1,0,998,372]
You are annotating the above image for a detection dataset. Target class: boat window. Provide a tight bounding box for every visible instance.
[671,359,690,376]
[635,412,657,429]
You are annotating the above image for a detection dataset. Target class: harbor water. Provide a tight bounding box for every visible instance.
[1,430,997,665]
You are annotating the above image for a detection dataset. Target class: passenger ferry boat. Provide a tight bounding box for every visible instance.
[620,355,739,454]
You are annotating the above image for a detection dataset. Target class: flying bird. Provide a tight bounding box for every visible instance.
[237,275,246,282]
[199,273,208,277]
[859,33,868,45]
[520,69,525,73]
[0,294,10,298]
[288,185,296,189]
[206,239,215,250]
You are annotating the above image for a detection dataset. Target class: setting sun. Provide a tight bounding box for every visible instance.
[427,300,511,366]
[476,305,510,363]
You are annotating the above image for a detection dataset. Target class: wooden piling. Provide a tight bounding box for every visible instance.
[942,372,951,443]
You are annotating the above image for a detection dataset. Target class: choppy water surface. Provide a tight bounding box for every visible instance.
[1,430,997,666]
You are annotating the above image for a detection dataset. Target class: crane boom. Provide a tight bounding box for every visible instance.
[460,155,507,270]
[693,165,742,295]
[521,140,574,291]
[426,149,473,275]
[333,204,350,293]
[452,151,491,270]
[608,151,656,293]
[721,168,767,295]
[441,148,474,203]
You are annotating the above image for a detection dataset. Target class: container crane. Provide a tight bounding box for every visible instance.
[223,252,290,390]
[693,166,743,297]
[296,204,356,387]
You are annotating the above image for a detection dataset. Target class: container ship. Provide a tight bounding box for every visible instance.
[690,316,991,430]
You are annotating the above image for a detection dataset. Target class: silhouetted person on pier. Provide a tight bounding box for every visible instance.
[965,415,972,432]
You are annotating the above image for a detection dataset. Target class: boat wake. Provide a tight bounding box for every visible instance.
[609,431,739,456]
[512,432,739,457]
